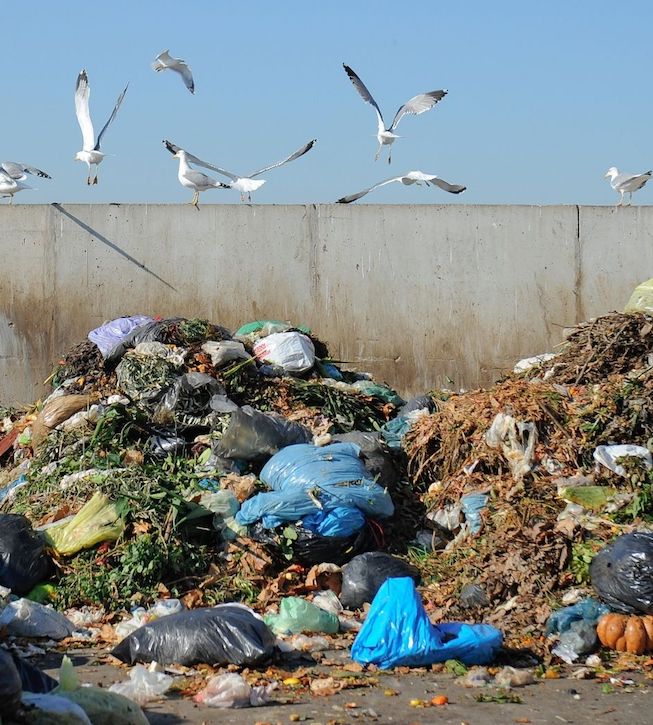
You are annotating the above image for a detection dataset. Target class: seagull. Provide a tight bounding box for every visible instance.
[164,143,229,209]
[0,168,34,203]
[343,64,447,164]
[336,171,466,203]
[74,69,128,185]
[604,167,652,206]
[163,138,317,202]
[152,49,195,94]
[1,161,51,181]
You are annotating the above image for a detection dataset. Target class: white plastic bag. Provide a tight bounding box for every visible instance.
[0,598,75,640]
[593,444,653,477]
[108,665,173,705]
[201,340,251,367]
[193,672,276,708]
[485,412,537,481]
[253,332,315,373]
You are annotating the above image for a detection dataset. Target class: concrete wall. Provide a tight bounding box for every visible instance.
[1,203,652,405]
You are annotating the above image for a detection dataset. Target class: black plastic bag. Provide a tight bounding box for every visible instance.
[213,406,312,461]
[398,395,436,416]
[340,552,421,609]
[590,532,653,614]
[12,653,58,693]
[0,514,52,595]
[249,521,377,566]
[331,432,399,488]
[0,649,22,721]
[155,372,225,428]
[112,605,275,666]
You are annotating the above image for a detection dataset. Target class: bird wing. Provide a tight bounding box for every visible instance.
[389,90,447,130]
[151,49,171,71]
[75,69,95,151]
[174,59,195,94]
[185,169,229,189]
[249,139,317,178]
[1,162,51,179]
[336,175,404,203]
[426,177,466,194]
[163,140,239,181]
[94,83,128,150]
[615,171,653,190]
[343,64,385,134]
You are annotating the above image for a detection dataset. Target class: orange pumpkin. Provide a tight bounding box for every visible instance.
[596,613,653,654]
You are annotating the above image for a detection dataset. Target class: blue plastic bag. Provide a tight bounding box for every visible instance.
[461,492,489,534]
[380,416,412,451]
[545,598,610,635]
[302,507,365,538]
[236,443,394,529]
[351,578,502,669]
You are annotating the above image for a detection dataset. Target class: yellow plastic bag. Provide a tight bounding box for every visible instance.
[625,278,653,314]
[44,492,124,556]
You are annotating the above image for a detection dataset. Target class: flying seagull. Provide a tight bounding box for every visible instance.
[74,69,128,185]
[163,138,317,202]
[1,161,51,181]
[336,171,466,204]
[164,142,229,209]
[0,168,34,202]
[604,167,652,206]
[152,49,195,94]
[343,64,447,164]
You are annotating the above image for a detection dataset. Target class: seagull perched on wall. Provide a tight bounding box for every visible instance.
[604,167,652,206]
[163,138,317,202]
[343,64,447,164]
[336,171,466,203]
[165,143,229,209]
[0,168,35,202]
[74,69,128,185]
[152,49,195,94]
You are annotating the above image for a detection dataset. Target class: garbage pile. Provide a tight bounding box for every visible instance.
[404,310,653,648]
[0,315,409,611]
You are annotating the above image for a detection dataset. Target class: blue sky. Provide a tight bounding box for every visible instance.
[4,1,652,204]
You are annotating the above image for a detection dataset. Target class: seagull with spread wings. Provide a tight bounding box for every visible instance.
[167,145,230,209]
[343,64,447,164]
[336,171,466,204]
[1,162,51,181]
[163,138,317,202]
[152,50,195,94]
[604,167,652,206]
[74,69,128,185]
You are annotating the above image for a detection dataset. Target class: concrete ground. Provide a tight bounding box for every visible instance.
[33,646,652,725]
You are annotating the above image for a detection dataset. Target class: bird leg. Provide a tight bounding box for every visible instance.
[191,191,200,210]
[387,147,392,165]
[93,166,99,185]
[629,192,633,205]
[240,192,246,202]
[374,145,381,162]
[248,192,252,203]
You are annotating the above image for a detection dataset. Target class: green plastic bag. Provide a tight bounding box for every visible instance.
[44,492,124,556]
[625,278,653,314]
[352,380,405,406]
[264,596,339,635]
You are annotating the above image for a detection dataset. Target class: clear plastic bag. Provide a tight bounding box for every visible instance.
[108,665,173,705]
[194,672,276,708]
[264,597,339,635]
[0,598,75,639]
[253,332,315,373]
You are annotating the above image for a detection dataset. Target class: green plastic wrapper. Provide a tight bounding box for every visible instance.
[264,596,339,635]
[44,492,124,556]
[625,278,653,314]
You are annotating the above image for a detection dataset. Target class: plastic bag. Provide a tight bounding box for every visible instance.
[546,598,610,635]
[112,604,276,666]
[116,352,179,404]
[201,340,251,367]
[235,319,293,339]
[32,395,95,448]
[625,278,653,314]
[214,406,312,461]
[593,444,653,477]
[590,532,653,614]
[0,598,75,639]
[552,620,599,664]
[0,649,22,722]
[352,577,502,668]
[340,552,420,610]
[0,513,52,595]
[331,431,399,488]
[237,443,394,529]
[44,492,124,556]
[302,506,365,538]
[253,332,315,373]
[88,316,153,357]
[154,372,225,428]
[485,412,537,481]
[12,653,58,693]
[194,672,277,708]
[460,492,489,535]
[108,665,173,705]
[264,597,339,635]
[351,380,405,406]
[21,692,93,725]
